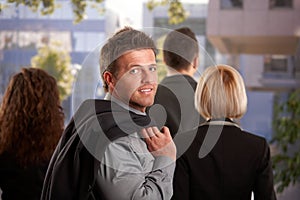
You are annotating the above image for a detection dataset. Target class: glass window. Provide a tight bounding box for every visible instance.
[5,1,73,19]
[0,4,18,19]
[294,52,300,78]
[0,31,71,50]
[85,3,105,20]
[220,0,243,9]
[0,31,17,50]
[73,32,105,52]
[263,55,296,79]
[37,1,73,20]
[18,5,39,18]
[270,0,293,9]
[153,18,206,36]
[264,55,288,73]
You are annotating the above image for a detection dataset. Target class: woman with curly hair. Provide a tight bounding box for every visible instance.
[0,67,64,200]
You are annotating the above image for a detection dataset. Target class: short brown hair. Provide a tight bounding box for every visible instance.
[100,26,157,92]
[163,27,199,71]
[195,65,247,120]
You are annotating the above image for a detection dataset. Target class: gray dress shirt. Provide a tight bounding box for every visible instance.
[96,94,175,200]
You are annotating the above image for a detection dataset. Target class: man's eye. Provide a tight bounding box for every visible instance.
[129,68,140,74]
[149,66,157,72]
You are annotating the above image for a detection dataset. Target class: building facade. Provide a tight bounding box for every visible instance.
[0,0,119,120]
[207,2,300,198]
[206,0,300,143]
[144,1,300,145]
[143,2,225,77]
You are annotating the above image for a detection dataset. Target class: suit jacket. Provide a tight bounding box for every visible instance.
[41,99,155,200]
[152,75,204,137]
[0,152,48,200]
[172,120,277,200]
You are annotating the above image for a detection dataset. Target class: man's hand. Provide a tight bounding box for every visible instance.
[140,126,176,161]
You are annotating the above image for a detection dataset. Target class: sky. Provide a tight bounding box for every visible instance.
[105,0,209,28]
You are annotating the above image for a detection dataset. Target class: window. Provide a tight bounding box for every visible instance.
[270,0,293,9]
[295,53,300,79]
[73,32,105,52]
[264,55,294,78]
[220,0,243,9]
[0,31,71,51]
[153,18,206,36]
[0,4,18,19]
[264,55,288,72]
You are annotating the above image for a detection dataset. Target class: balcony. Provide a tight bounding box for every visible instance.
[206,0,300,54]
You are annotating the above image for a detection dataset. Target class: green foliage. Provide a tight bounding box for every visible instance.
[31,41,74,101]
[71,0,87,23]
[146,0,188,25]
[156,34,167,82]
[1,0,187,25]
[0,2,8,12]
[271,89,300,193]
[71,0,104,23]
[146,0,169,10]
[168,0,188,24]
[6,0,55,15]
[2,0,104,24]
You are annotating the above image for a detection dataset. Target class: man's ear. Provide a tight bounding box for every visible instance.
[192,56,199,70]
[103,71,114,90]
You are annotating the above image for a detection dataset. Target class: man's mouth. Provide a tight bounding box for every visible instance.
[138,85,155,94]
[140,88,152,93]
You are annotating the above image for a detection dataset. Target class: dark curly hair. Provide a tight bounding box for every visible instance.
[0,67,64,167]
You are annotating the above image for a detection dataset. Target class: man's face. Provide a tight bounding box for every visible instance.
[109,49,157,112]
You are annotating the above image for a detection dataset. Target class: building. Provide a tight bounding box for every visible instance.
[207,0,300,199]
[143,2,225,77]
[0,0,119,120]
[206,0,300,142]
[144,0,300,144]
[207,0,300,55]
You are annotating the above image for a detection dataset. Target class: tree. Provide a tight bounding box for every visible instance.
[31,41,74,101]
[271,89,300,193]
[1,0,105,24]
[0,0,187,25]
[146,0,187,25]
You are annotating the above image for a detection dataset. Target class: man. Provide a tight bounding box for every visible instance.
[41,27,176,200]
[152,27,205,138]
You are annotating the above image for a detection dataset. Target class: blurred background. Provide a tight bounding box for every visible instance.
[0,0,299,199]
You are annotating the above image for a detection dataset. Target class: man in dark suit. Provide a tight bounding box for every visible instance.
[151,27,205,138]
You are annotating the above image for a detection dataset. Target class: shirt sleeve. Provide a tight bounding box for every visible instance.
[96,137,175,200]
[253,139,277,200]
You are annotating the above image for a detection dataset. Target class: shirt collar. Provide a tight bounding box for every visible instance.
[104,93,146,116]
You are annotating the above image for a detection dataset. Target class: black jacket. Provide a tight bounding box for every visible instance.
[152,75,205,137]
[0,152,48,200]
[172,121,277,200]
[41,99,154,200]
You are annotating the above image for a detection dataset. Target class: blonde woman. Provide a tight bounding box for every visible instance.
[172,65,276,200]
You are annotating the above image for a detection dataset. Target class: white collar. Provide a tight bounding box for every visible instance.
[104,93,146,116]
[200,120,241,129]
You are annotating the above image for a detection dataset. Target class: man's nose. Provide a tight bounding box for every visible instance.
[141,69,157,83]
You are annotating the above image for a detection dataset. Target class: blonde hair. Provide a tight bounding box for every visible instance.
[195,64,247,120]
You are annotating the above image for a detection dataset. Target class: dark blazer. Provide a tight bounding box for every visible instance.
[41,99,155,200]
[172,121,277,200]
[152,75,204,137]
[0,152,48,200]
